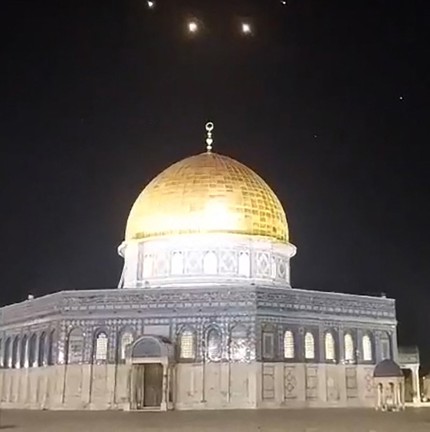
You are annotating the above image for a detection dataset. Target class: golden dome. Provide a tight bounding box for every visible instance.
[125,152,288,242]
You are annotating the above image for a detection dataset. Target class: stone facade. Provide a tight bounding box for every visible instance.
[0,286,397,410]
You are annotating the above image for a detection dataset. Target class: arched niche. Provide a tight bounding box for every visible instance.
[203,251,218,275]
[238,251,250,277]
[131,335,174,361]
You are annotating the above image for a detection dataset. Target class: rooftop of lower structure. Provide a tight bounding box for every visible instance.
[398,345,420,365]
[0,286,396,328]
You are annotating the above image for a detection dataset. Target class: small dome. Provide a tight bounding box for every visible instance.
[126,152,289,242]
[373,359,403,378]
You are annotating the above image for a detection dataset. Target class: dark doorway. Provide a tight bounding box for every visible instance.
[143,363,163,408]
[401,369,413,402]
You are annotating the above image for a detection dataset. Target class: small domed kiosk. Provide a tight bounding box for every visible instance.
[374,359,405,411]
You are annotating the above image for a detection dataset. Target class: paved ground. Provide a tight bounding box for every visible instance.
[1,408,430,432]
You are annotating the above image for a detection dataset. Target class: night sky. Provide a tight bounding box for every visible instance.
[2,1,428,366]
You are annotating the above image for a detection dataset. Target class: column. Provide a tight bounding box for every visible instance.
[412,366,421,404]
[397,383,402,410]
[161,362,168,411]
[33,335,40,367]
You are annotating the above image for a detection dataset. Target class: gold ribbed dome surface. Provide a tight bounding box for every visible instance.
[125,152,288,242]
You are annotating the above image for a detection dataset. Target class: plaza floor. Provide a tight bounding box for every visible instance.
[1,408,430,432]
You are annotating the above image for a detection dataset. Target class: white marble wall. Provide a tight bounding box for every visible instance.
[0,364,130,410]
[119,233,296,289]
[175,362,375,409]
[0,361,376,410]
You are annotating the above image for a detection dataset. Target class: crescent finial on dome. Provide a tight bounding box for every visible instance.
[205,121,214,153]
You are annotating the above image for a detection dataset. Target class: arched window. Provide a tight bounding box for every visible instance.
[230,325,248,361]
[47,330,55,365]
[12,336,19,369]
[4,337,11,368]
[271,257,277,278]
[206,328,222,361]
[238,252,250,277]
[119,331,134,362]
[304,332,315,360]
[283,330,295,359]
[171,251,184,275]
[325,332,336,361]
[143,254,153,278]
[38,332,46,366]
[179,329,196,360]
[29,334,37,367]
[20,335,28,368]
[137,245,144,281]
[203,251,217,274]
[380,332,391,360]
[344,333,354,362]
[94,332,108,363]
[67,328,84,364]
[362,334,373,361]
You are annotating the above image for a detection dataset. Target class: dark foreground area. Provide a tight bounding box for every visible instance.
[1,408,430,431]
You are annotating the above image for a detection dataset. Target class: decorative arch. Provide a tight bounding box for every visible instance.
[203,251,218,274]
[4,337,11,368]
[171,251,184,275]
[38,332,47,366]
[380,332,391,360]
[67,328,84,364]
[131,335,173,359]
[29,333,37,367]
[118,328,134,363]
[283,330,295,359]
[285,261,290,282]
[47,330,55,365]
[143,254,153,278]
[324,331,336,361]
[271,256,277,278]
[178,327,196,360]
[344,332,355,362]
[238,251,250,277]
[20,335,28,368]
[362,333,373,362]
[230,324,248,361]
[304,332,315,360]
[93,330,108,363]
[206,326,222,362]
[12,336,19,369]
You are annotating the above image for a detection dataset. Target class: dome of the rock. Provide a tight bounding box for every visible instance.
[125,152,288,243]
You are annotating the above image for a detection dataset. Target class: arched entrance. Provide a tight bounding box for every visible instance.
[129,335,174,411]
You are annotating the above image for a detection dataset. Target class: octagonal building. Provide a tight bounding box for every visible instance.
[0,124,398,410]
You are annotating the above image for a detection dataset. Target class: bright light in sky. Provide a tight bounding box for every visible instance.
[241,23,252,35]
[188,21,198,33]
[147,0,155,9]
